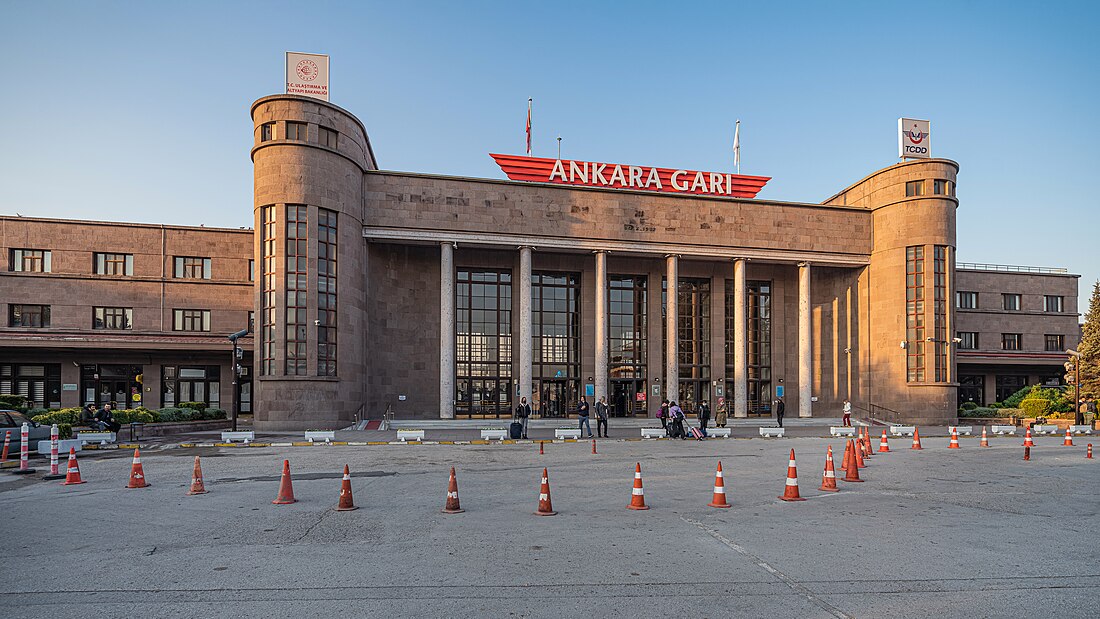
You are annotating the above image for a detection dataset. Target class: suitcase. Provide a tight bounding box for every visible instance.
[689,425,705,440]
[509,421,523,439]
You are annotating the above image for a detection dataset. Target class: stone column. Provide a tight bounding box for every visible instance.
[594,250,608,405]
[733,258,749,418]
[519,246,533,409]
[798,262,812,417]
[439,242,455,419]
[665,255,679,404]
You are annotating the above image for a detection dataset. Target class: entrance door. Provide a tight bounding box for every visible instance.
[678,380,710,415]
[611,379,645,417]
[539,380,577,418]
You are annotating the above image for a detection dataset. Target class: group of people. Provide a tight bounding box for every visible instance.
[79,403,121,432]
[514,395,611,439]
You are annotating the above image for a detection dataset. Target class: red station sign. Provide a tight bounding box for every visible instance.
[490,154,770,199]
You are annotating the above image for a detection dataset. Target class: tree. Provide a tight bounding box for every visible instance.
[1071,280,1100,404]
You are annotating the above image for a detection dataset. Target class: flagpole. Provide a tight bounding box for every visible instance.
[526,97,533,157]
[734,119,741,175]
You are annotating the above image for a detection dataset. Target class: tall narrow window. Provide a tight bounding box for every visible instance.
[94,253,133,276]
[609,275,647,417]
[261,206,277,375]
[285,205,307,375]
[319,126,338,148]
[260,122,274,141]
[532,273,580,418]
[906,246,925,382]
[10,249,51,272]
[662,278,711,409]
[933,245,947,382]
[317,209,338,376]
[455,270,513,418]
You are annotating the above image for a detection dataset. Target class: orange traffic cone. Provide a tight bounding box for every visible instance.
[1,430,10,462]
[980,427,990,447]
[948,427,961,449]
[61,448,85,485]
[911,428,923,450]
[539,441,545,455]
[126,448,149,488]
[1063,428,1074,447]
[1023,445,1031,461]
[627,462,649,510]
[842,440,864,483]
[709,461,732,507]
[187,456,208,495]
[1087,444,1093,459]
[778,449,807,501]
[1023,427,1034,447]
[442,467,464,514]
[535,468,557,516]
[853,436,866,468]
[839,440,851,471]
[877,430,890,453]
[592,439,598,454]
[273,460,297,504]
[862,428,874,458]
[819,446,839,492]
[336,464,357,511]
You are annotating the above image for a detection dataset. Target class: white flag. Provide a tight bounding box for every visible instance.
[733,120,741,172]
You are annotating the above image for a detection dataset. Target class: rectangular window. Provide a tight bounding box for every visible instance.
[933,179,954,196]
[319,126,338,148]
[261,205,277,375]
[933,246,948,382]
[661,277,712,409]
[248,259,255,282]
[9,304,50,328]
[1,363,62,409]
[161,365,220,409]
[94,252,133,276]
[532,272,581,416]
[1001,333,1021,351]
[957,332,978,350]
[455,269,513,418]
[1002,293,1021,311]
[1045,334,1065,352]
[725,280,773,416]
[286,205,308,375]
[173,309,211,332]
[905,180,925,197]
[248,311,255,333]
[286,122,306,141]
[260,122,274,141]
[906,245,925,382]
[93,307,133,330]
[956,291,977,309]
[1044,295,1063,313]
[10,249,51,273]
[174,256,211,279]
[317,208,338,376]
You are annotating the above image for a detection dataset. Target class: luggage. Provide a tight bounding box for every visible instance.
[509,421,523,439]
[689,425,705,440]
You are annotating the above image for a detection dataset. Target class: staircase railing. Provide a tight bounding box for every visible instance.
[851,402,906,425]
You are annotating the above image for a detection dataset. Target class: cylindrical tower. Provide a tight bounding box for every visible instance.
[250,95,377,430]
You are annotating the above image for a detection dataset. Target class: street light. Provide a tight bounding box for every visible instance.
[227,328,249,432]
[1066,349,1082,425]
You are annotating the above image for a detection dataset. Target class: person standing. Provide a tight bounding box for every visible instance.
[657,400,669,432]
[577,396,592,438]
[516,397,532,439]
[698,400,711,437]
[774,397,785,428]
[595,396,609,438]
[715,398,728,428]
[669,401,686,439]
[842,399,852,427]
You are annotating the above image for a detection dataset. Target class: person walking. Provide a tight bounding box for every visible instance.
[595,396,609,438]
[715,398,728,428]
[657,400,669,433]
[697,400,711,438]
[774,397,785,428]
[516,396,532,439]
[842,399,852,427]
[577,396,593,438]
[669,401,686,439]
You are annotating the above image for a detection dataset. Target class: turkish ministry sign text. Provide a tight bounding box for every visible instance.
[490,154,770,199]
[898,118,931,159]
[286,52,329,101]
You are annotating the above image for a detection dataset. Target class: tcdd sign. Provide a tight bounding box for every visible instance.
[898,118,931,159]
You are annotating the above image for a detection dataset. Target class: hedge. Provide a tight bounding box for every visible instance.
[960,402,979,411]
[1019,398,1051,417]
[31,405,226,425]
[0,394,28,409]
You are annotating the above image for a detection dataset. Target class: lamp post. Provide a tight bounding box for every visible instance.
[1067,349,1082,425]
[227,328,248,432]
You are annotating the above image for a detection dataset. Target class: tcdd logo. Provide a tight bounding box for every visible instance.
[905,123,928,154]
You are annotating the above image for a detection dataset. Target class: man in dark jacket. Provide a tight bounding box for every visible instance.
[697,400,711,437]
[515,397,532,439]
[595,396,609,438]
[81,404,104,430]
[577,396,592,438]
[96,403,122,433]
[774,397,785,428]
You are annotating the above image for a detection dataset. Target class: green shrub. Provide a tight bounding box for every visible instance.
[57,423,72,440]
[960,407,1002,417]
[115,409,155,424]
[179,401,207,412]
[205,408,227,420]
[32,408,82,426]
[1019,398,1052,417]
[155,407,185,422]
[960,402,978,411]
[26,407,49,417]
[0,394,28,409]
[989,402,1004,409]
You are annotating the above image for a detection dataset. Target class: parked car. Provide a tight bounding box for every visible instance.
[0,410,52,453]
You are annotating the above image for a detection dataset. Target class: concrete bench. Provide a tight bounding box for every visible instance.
[949,425,973,436]
[640,427,667,439]
[990,425,1017,435]
[76,431,116,445]
[220,431,255,444]
[396,430,425,442]
[1030,424,1058,435]
[480,429,508,441]
[555,428,582,440]
[1069,425,1093,435]
[304,430,336,443]
[708,427,732,438]
[37,439,83,455]
[830,426,856,437]
[759,426,785,438]
[890,425,916,437]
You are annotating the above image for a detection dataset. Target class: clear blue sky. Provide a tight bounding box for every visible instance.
[2,1,1097,312]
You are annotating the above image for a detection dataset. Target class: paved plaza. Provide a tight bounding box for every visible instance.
[2,433,1097,618]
